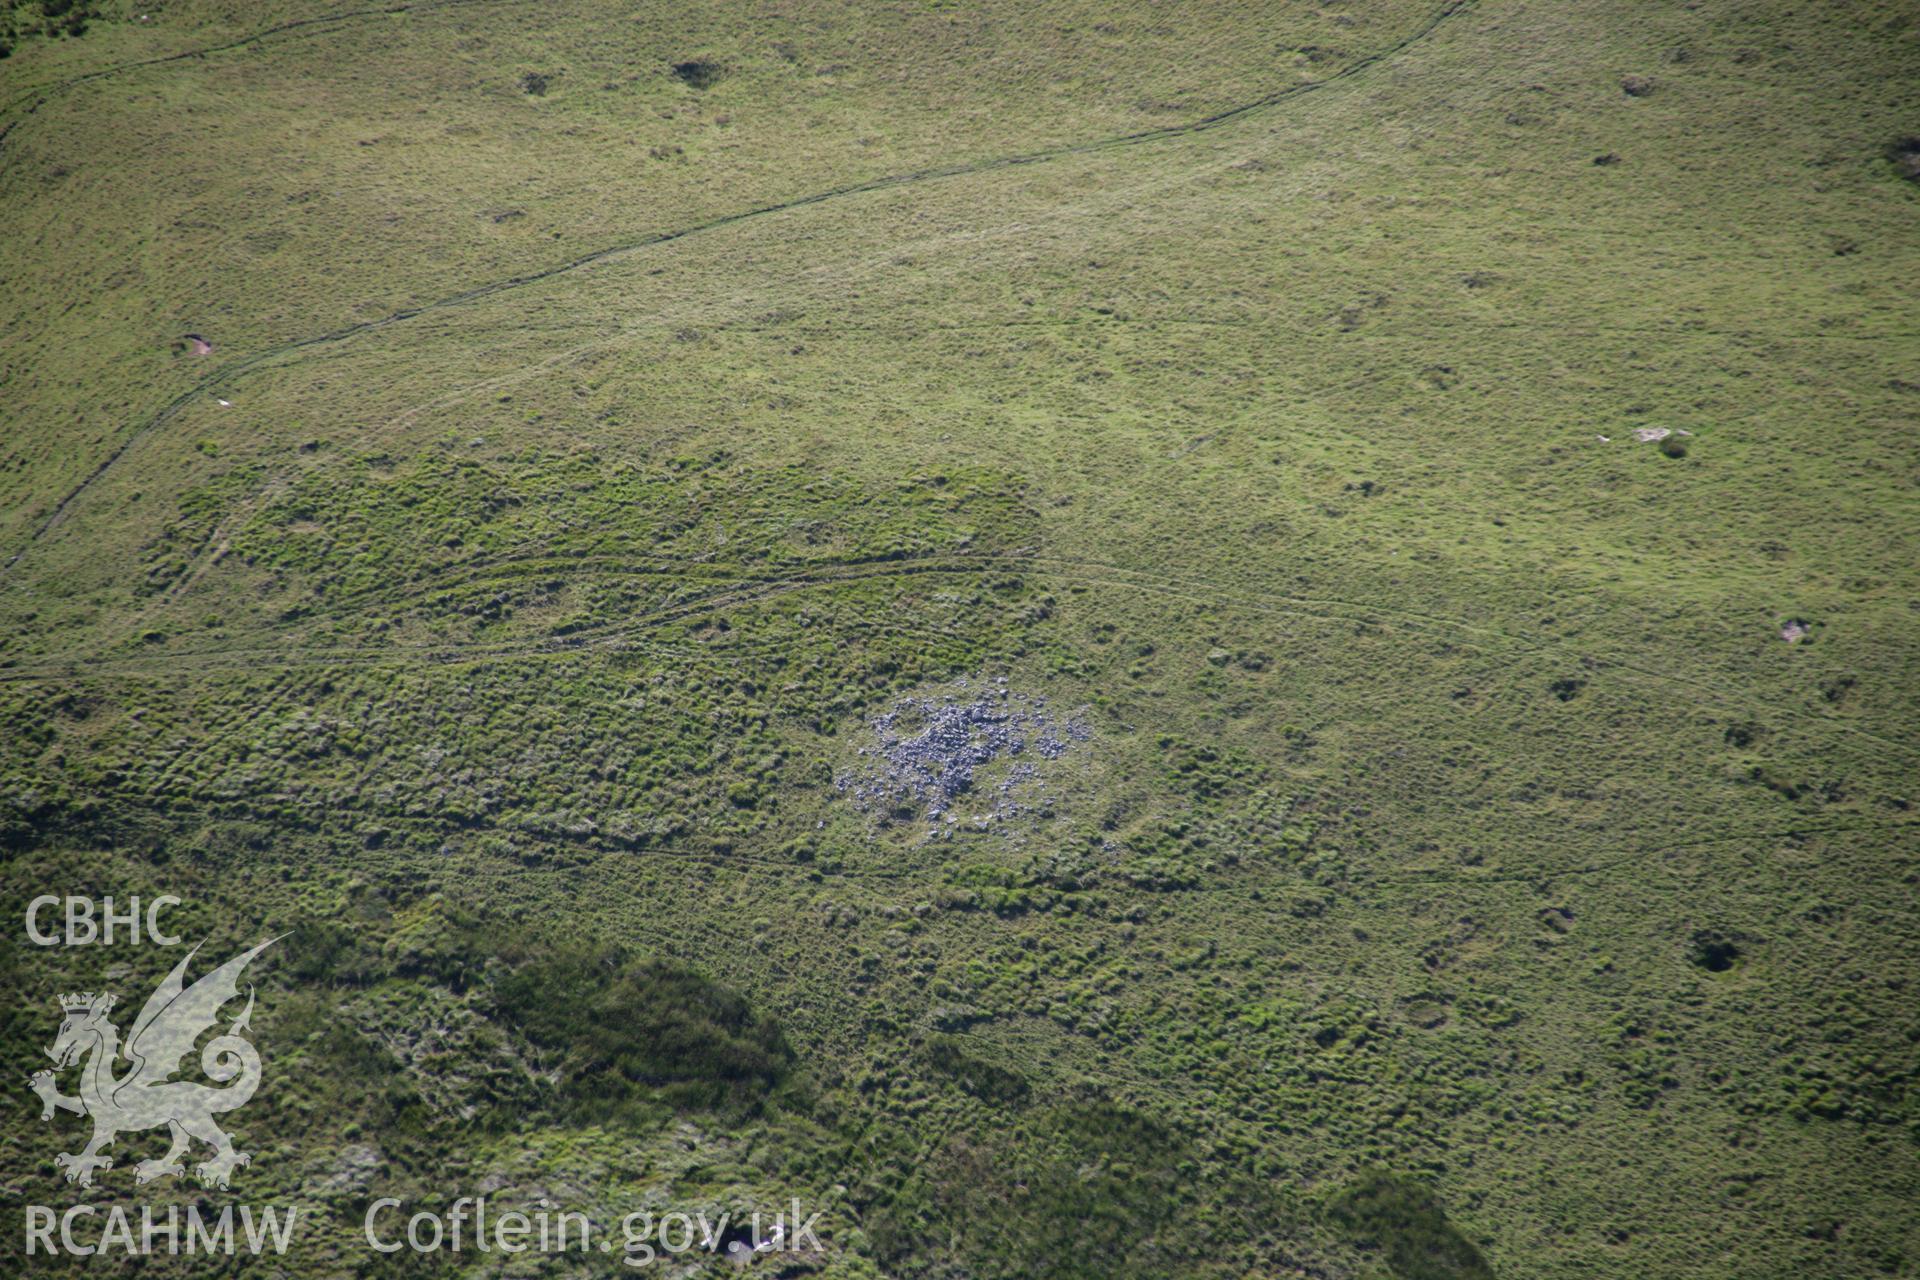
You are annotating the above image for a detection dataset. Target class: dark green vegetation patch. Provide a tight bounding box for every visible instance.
[1329,1172,1493,1280]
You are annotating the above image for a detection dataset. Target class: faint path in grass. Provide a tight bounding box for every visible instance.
[1367,818,1920,889]
[0,0,1475,576]
[7,739,1907,900]
[4,545,1912,760]
[0,0,514,126]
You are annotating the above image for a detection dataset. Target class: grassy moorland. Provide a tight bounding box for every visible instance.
[2,1,1917,1276]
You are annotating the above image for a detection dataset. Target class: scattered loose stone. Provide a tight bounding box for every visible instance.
[836,680,1089,835]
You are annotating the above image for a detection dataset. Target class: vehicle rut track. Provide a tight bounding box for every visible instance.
[5,546,1912,765]
[0,0,1476,575]
[21,704,1903,900]
[1369,818,1920,889]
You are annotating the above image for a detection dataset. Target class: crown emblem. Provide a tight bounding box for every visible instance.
[58,992,116,1016]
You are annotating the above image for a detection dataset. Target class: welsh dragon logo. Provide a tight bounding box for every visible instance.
[28,938,278,1189]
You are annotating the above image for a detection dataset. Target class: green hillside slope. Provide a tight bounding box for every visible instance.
[3,2,1916,1276]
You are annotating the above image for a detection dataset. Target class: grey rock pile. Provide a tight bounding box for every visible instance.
[836,679,1089,831]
